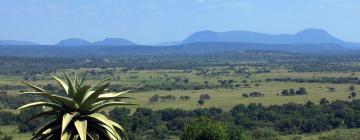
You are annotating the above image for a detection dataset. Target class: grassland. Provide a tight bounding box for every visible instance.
[1,67,360,111]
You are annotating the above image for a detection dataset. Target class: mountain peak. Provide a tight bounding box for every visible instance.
[296,28,329,36]
[93,38,136,46]
[183,28,345,45]
[0,40,39,46]
[293,28,343,44]
[57,38,91,46]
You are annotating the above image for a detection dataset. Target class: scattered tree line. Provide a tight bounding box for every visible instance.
[2,99,360,139]
[280,87,308,96]
[267,77,360,84]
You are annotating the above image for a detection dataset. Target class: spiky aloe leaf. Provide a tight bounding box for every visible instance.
[22,82,45,92]
[74,120,87,140]
[19,91,47,95]
[87,129,100,140]
[107,119,128,139]
[63,73,77,97]
[78,72,88,88]
[96,96,135,102]
[17,110,58,130]
[86,113,119,139]
[98,90,133,98]
[99,123,121,139]
[50,74,69,95]
[36,126,61,140]
[96,90,134,101]
[61,112,78,134]
[73,85,91,104]
[81,77,113,103]
[80,82,110,110]
[74,70,79,88]
[32,119,60,139]
[90,102,136,113]
[17,102,64,111]
[89,124,116,140]
[51,95,78,110]
[61,129,74,140]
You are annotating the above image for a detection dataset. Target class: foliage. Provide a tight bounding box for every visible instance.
[180,117,229,140]
[251,128,280,140]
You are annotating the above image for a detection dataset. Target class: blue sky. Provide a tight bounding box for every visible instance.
[0,0,359,44]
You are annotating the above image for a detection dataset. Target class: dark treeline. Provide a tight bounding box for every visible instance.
[2,100,360,139]
[267,77,360,84]
[4,51,360,76]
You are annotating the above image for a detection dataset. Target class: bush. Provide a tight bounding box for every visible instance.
[0,135,12,140]
[251,128,280,140]
[153,125,169,140]
[180,117,229,140]
[229,127,252,140]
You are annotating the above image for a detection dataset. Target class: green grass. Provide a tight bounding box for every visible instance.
[282,128,360,140]
[2,67,360,111]
[0,125,31,140]
[125,82,357,111]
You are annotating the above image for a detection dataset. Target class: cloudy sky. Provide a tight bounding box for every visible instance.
[0,0,359,44]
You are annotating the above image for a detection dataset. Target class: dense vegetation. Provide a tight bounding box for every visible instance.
[2,99,360,139]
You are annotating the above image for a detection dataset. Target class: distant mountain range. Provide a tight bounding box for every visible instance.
[182,28,357,48]
[57,38,136,46]
[0,40,39,46]
[0,28,359,49]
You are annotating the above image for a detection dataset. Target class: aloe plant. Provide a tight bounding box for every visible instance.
[18,72,135,140]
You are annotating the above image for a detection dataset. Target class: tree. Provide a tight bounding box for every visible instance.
[17,72,135,140]
[180,117,229,140]
[298,87,308,95]
[184,79,190,84]
[251,128,279,140]
[152,125,169,140]
[351,92,357,100]
[180,96,191,101]
[320,98,330,106]
[149,94,160,103]
[281,89,289,96]
[0,135,12,140]
[327,87,336,92]
[198,94,211,105]
[242,93,249,98]
[229,127,252,140]
[198,99,205,106]
[349,85,355,91]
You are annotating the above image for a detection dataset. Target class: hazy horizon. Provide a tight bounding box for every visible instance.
[0,0,359,44]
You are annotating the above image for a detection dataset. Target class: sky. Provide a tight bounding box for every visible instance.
[0,0,359,45]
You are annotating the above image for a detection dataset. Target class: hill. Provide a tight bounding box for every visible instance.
[56,38,92,46]
[92,38,136,46]
[182,28,357,48]
[0,40,39,46]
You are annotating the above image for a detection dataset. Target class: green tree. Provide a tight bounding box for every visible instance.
[351,92,357,100]
[0,135,12,140]
[152,125,169,140]
[180,117,229,140]
[349,85,355,91]
[17,72,135,140]
[320,98,330,106]
[251,128,280,140]
[229,127,252,140]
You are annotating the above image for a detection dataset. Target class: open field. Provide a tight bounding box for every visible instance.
[1,67,359,111]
